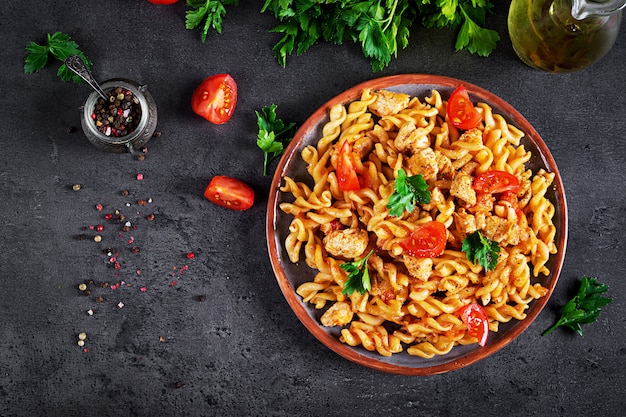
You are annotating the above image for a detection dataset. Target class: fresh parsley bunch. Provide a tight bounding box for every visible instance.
[341,250,374,295]
[24,32,92,84]
[387,169,430,217]
[185,0,239,42]
[256,104,297,176]
[261,0,500,71]
[543,276,612,336]
[462,230,500,272]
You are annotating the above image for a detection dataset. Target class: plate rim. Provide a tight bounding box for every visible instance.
[266,74,568,375]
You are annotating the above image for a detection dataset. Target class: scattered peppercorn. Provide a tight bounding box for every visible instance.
[146,214,155,221]
[72,184,81,191]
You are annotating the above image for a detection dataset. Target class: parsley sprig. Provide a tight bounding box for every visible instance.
[387,169,430,217]
[341,250,374,296]
[24,32,92,84]
[256,104,297,176]
[543,276,612,336]
[462,231,500,272]
[261,0,499,71]
[185,0,239,42]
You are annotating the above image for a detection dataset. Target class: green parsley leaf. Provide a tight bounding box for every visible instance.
[462,230,500,271]
[543,276,612,336]
[255,104,297,176]
[24,32,92,84]
[341,250,374,296]
[387,169,430,217]
[185,0,239,43]
[455,3,500,57]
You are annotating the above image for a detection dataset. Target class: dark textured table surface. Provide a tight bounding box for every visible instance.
[1,1,624,416]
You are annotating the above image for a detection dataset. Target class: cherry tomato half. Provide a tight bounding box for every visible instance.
[336,140,361,191]
[459,303,489,347]
[192,74,237,124]
[474,170,520,194]
[148,0,179,4]
[204,176,254,211]
[400,221,447,258]
[447,85,482,130]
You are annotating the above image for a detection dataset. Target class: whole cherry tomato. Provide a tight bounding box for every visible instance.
[447,85,482,130]
[459,303,489,347]
[474,170,520,194]
[192,74,237,124]
[148,0,179,4]
[336,140,360,191]
[400,221,447,258]
[204,176,254,211]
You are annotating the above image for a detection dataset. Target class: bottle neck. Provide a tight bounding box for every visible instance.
[552,0,613,33]
[571,0,626,19]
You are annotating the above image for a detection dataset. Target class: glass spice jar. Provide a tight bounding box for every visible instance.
[81,79,157,153]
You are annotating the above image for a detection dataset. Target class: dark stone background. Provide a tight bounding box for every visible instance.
[0,1,624,416]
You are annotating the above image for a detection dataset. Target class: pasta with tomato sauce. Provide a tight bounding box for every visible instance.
[279,88,557,358]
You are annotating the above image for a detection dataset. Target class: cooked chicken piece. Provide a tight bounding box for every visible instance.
[394,122,430,155]
[422,186,445,211]
[455,128,483,147]
[368,90,411,117]
[407,147,439,181]
[323,228,369,259]
[320,302,353,327]
[482,215,526,246]
[352,136,375,160]
[436,152,453,178]
[468,192,495,214]
[369,273,396,303]
[403,256,433,281]
[459,161,479,176]
[450,172,477,206]
[453,208,478,236]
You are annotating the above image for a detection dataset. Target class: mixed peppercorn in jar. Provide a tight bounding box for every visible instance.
[92,87,142,137]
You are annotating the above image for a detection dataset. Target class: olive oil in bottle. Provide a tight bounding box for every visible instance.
[508,0,623,73]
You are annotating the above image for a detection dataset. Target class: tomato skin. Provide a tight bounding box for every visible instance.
[336,140,361,191]
[204,176,254,211]
[447,85,482,130]
[192,74,237,124]
[400,221,447,258]
[148,0,179,4]
[474,170,520,194]
[459,303,489,347]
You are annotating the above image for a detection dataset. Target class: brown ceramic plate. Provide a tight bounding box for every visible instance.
[266,74,568,375]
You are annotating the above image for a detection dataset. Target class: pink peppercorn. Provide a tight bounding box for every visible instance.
[136,173,144,181]
[186,252,195,259]
[95,203,103,211]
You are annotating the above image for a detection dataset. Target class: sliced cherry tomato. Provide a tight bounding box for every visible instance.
[474,170,520,194]
[447,85,482,130]
[336,140,361,191]
[192,74,237,124]
[148,0,179,4]
[204,176,254,211]
[459,303,489,347]
[400,221,447,258]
